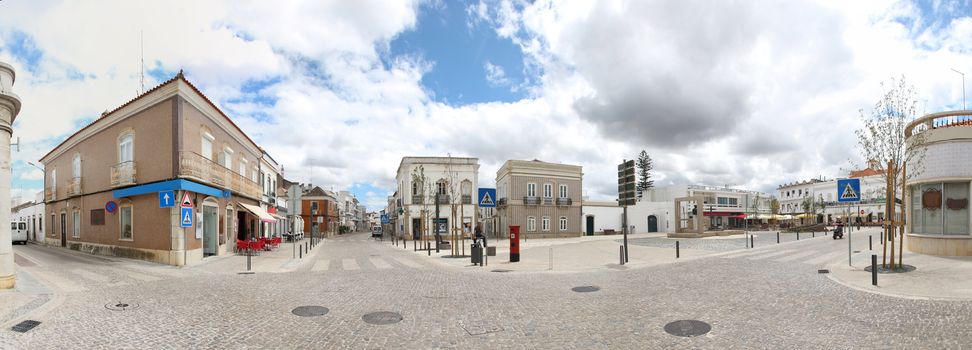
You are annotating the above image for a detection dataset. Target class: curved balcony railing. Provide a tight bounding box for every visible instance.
[905,110,972,138]
[110,161,137,187]
[179,151,260,199]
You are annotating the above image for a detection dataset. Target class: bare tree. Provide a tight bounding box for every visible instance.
[411,165,433,252]
[800,195,815,226]
[855,76,927,269]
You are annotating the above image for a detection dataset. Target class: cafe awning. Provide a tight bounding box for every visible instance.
[239,203,277,223]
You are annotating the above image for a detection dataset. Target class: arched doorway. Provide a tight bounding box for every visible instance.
[647,215,658,233]
[585,216,594,236]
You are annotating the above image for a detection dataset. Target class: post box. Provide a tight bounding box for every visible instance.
[509,225,520,262]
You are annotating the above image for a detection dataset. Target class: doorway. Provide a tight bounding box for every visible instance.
[237,211,247,241]
[412,218,421,240]
[60,212,66,247]
[203,203,218,256]
[647,215,658,233]
[586,216,594,236]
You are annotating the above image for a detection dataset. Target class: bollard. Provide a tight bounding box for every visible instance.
[797,232,800,241]
[247,248,252,271]
[777,232,780,244]
[427,241,431,256]
[676,241,680,259]
[812,232,815,238]
[299,245,303,259]
[750,235,754,248]
[869,235,873,250]
[548,247,553,271]
[306,241,309,252]
[620,245,625,265]
[871,254,878,286]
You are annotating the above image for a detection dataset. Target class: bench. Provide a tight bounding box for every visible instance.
[603,229,616,235]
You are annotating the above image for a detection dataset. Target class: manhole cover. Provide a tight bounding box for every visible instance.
[571,286,600,293]
[864,264,917,274]
[664,320,711,337]
[105,302,139,311]
[292,306,329,317]
[818,269,830,274]
[362,311,403,325]
[491,269,512,273]
[10,320,41,333]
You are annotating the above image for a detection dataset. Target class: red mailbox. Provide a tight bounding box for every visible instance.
[509,225,520,262]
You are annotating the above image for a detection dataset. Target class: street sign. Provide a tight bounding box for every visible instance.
[159,190,175,208]
[288,184,302,216]
[478,188,496,207]
[105,201,118,214]
[381,214,390,225]
[617,160,637,206]
[837,178,861,202]
[180,207,193,227]
[181,191,194,207]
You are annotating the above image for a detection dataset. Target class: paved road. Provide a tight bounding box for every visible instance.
[3,230,970,349]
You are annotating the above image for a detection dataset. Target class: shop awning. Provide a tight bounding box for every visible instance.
[776,214,794,220]
[795,213,816,219]
[239,203,277,223]
[756,214,774,220]
[271,213,286,221]
[703,212,732,216]
[732,214,748,219]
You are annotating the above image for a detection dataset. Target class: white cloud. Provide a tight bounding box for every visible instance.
[483,61,509,87]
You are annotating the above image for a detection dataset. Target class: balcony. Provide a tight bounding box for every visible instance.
[110,161,137,187]
[436,194,450,204]
[497,198,508,206]
[556,197,572,206]
[44,186,55,202]
[67,177,82,197]
[411,195,424,205]
[179,152,261,199]
[462,194,472,205]
[523,196,540,205]
[543,197,553,205]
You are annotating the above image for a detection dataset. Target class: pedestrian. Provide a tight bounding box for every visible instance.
[474,224,486,247]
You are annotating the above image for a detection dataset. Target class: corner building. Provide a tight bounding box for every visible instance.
[40,73,276,266]
[496,160,583,238]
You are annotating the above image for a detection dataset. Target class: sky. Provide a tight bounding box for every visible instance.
[2,0,972,211]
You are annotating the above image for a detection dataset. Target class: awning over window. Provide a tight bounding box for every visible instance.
[239,203,277,223]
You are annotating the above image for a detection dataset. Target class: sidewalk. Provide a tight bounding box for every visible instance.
[400,232,716,273]
[192,237,323,274]
[827,235,972,300]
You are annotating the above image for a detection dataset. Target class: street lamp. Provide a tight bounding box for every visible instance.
[951,68,966,110]
[27,161,43,172]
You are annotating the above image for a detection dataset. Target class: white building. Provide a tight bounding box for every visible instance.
[393,156,479,240]
[581,200,622,235]
[259,151,282,237]
[777,163,896,224]
[11,191,45,243]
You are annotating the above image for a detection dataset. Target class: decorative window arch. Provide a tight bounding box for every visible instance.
[436,179,448,195]
[461,180,472,196]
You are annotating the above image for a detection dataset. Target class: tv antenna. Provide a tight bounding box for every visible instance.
[140,30,145,94]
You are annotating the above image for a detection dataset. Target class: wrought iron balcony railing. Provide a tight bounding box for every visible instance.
[523,196,540,205]
[110,161,137,187]
[179,152,260,199]
[411,195,424,205]
[44,186,55,202]
[67,177,82,197]
[542,197,553,205]
[462,195,472,204]
[556,197,572,206]
[436,194,451,204]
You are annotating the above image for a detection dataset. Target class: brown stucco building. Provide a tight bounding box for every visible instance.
[300,185,339,237]
[40,72,278,266]
[495,160,583,238]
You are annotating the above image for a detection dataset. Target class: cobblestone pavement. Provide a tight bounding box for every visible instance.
[625,229,840,252]
[3,231,971,349]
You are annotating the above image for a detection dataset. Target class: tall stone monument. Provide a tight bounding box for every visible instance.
[0,61,22,289]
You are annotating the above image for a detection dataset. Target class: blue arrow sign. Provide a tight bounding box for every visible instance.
[181,207,194,227]
[478,188,496,208]
[159,190,175,208]
[837,178,861,202]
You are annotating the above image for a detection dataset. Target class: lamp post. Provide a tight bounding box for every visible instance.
[951,68,966,111]
[1,61,22,289]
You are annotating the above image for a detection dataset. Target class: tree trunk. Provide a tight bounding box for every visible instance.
[883,161,891,268]
[899,162,906,269]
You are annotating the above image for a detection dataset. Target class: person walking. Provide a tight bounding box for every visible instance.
[474,224,486,247]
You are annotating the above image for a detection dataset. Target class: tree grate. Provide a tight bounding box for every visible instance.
[11,320,41,333]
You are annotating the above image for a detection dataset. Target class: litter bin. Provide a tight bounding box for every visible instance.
[471,243,483,266]
[486,246,496,256]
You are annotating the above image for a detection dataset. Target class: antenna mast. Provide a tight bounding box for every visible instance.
[140,30,145,94]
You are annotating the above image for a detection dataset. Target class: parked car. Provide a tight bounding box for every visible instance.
[371,226,382,238]
[10,221,27,245]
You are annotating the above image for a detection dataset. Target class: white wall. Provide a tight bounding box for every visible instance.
[582,204,622,233]
[626,201,674,233]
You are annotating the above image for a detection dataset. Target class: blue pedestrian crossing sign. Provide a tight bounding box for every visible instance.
[478,188,496,208]
[159,190,175,208]
[837,178,861,202]
[381,214,389,225]
[180,207,194,227]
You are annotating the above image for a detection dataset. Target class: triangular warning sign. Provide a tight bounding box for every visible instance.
[840,183,858,199]
[181,192,194,207]
[182,211,192,225]
[480,192,494,206]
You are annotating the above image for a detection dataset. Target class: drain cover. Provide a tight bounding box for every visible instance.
[10,320,41,333]
[292,306,329,317]
[818,269,830,274]
[105,302,139,311]
[664,320,711,337]
[864,264,917,274]
[362,311,403,325]
[491,269,512,273]
[571,286,600,293]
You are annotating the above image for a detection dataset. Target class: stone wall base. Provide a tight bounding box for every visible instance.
[0,274,14,289]
[907,233,972,256]
[65,241,202,266]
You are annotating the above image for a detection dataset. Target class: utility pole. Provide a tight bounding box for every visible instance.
[618,159,636,263]
[951,68,966,110]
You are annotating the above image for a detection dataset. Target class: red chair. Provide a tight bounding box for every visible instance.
[236,240,249,254]
[253,240,266,252]
[272,237,281,247]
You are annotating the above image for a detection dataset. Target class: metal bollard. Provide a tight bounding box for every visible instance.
[299,245,303,259]
[676,241,680,259]
[871,254,878,286]
[620,245,625,265]
[427,241,431,256]
[750,235,754,248]
[247,249,252,271]
[812,232,815,238]
[869,235,873,250]
[777,232,780,244]
[797,232,800,241]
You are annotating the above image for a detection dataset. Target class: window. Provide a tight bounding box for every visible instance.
[542,216,550,231]
[50,214,54,237]
[72,210,80,238]
[118,133,133,163]
[411,181,419,197]
[311,201,319,212]
[543,184,552,198]
[201,132,214,160]
[60,213,65,236]
[222,147,234,169]
[120,204,133,240]
[72,154,81,178]
[90,209,105,226]
[437,180,447,195]
[527,183,537,197]
[559,184,568,198]
[527,216,536,232]
[559,217,567,231]
[239,158,248,176]
[50,168,56,194]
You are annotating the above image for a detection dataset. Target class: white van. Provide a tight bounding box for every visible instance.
[11,221,27,245]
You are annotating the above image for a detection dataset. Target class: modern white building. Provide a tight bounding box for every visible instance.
[393,156,479,241]
[777,162,896,224]
[11,191,45,243]
[581,200,622,235]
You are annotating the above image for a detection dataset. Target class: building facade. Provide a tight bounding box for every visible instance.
[300,185,339,238]
[394,156,479,241]
[39,73,278,266]
[905,110,972,256]
[495,159,583,238]
[628,184,773,234]
[11,191,45,243]
[778,164,895,225]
